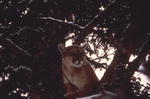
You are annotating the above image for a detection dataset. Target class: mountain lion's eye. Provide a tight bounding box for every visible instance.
[80,51,84,55]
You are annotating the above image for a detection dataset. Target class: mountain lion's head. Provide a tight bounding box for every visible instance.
[58,44,88,67]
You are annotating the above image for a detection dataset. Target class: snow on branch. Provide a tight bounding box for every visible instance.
[4,65,32,72]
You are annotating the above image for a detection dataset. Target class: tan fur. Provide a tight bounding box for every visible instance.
[58,44,99,99]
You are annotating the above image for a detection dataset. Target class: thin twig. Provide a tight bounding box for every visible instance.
[5,38,32,56]
[40,17,85,29]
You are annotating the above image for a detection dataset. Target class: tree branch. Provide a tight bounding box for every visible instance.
[74,0,119,44]
[0,37,32,57]
[40,17,84,30]
[5,38,32,56]
[128,39,150,76]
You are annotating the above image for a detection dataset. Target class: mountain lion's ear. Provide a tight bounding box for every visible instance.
[58,43,65,53]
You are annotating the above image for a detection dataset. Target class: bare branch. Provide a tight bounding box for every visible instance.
[40,17,85,29]
[74,0,119,44]
[83,0,117,29]
[128,39,150,75]
[88,58,108,69]
[5,38,32,57]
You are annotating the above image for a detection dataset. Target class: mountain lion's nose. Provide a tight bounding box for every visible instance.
[74,60,80,64]
[73,58,80,64]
